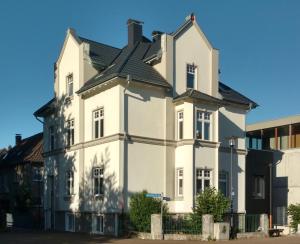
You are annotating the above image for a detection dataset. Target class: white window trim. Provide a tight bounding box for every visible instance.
[93,167,104,197]
[92,214,105,234]
[66,73,74,97]
[65,212,75,232]
[65,170,74,196]
[186,63,197,89]
[177,110,184,140]
[66,119,75,146]
[176,168,184,198]
[195,109,212,141]
[92,108,104,139]
[195,168,212,194]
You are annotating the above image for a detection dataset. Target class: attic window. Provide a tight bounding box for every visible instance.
[66,73,74,97]
[187,64,197,89]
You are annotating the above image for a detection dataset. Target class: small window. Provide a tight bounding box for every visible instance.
[177,111,184,140]
[176,168,184,197]
[196,169,212,194]
[93,167,104,196]
[49,126,55,150]
[65,213,75,232]
[253,175,265,199]
[32,167,43,182]
[195,110,211,141]
[219,171,229,197]
[93,109,104,139]
[66,73,73,97]
[93,215,104,234]
[66,119,75,146]
[66,171,74,196]
[187,64,196,89]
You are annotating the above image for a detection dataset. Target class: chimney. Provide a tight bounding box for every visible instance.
[15,134,22,146]
[152,30,163,42]
[127,19,143,47]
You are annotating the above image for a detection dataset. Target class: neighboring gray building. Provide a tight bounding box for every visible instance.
[246,114,300,230]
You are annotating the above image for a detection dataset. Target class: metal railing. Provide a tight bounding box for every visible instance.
[163,214,202,235]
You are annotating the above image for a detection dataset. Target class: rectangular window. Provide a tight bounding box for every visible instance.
[176,168,184,197]
[93,215,104,234]
[177,111,184,140]
[66,73,73,97]
[186,64,196,89]
[49,126,55,150]
[32,166,43,182]
[195,110,211,141]
[253,175,265,199]
[67,119,75,146]
[219,171,228,197]
[196,169,212,194]
[93,109,104,139]
[93,167,104,196]
[65,213,75,232]
[66,171,74,196]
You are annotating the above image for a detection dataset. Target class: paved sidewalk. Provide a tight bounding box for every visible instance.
[1,231,300,243]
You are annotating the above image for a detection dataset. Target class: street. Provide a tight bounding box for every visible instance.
[1,231,300,244]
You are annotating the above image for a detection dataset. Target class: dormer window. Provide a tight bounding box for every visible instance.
[66,73,73,97]
[187,64,196,89]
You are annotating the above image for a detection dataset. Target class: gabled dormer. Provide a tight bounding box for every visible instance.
[172,14,219,98]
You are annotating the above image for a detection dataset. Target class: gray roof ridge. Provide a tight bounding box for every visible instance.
[79,36,121,50]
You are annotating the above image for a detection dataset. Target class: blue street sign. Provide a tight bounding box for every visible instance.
[145,193,161,198]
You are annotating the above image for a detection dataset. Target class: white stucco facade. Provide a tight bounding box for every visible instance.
[37,16,254,233]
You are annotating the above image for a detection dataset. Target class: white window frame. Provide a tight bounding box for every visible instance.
[176,168,184,197]
[253,175,265,199]
[65,212,75,232]
[49,126,55,150]
[218,171,229,197]
[32,166,43,182]
[66,119,75,146]
[93,167,104,196]
[66,73,74,97]
[195,168,212,194]
[65,170,74,196]
[186,63,197,89]
[195,110,212,141]
[177,111,184,140]
[93,108,104,139]
[93,214,104,234]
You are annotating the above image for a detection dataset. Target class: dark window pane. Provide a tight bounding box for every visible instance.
[95,121,99,138]
[100,119,104,137]
[179,121,183,139]
[100,178,104,195]
[196,179,202,194]
[204,122,210,140]
[204,179,210,188]
[196,121,202,139]
[187,73,194,88]
[94,178,99,195]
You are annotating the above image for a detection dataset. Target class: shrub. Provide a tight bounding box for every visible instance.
[288,204,300,231]
[192,187,230,222]
[129,190,168,232]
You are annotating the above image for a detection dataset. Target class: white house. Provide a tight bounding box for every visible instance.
[34,14,257,235]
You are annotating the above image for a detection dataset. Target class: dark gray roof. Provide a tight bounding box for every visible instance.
[77,40,170,94]
[79,37,121,69]
[174,88,226,106]
[34,98,56,117]
[219,82,258,108]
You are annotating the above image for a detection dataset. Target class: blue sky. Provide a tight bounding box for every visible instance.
[0,0,299,148]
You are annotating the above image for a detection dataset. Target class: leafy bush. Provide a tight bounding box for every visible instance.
[129,190,168,232]
[288,204,300,231]
[192,187,230,222]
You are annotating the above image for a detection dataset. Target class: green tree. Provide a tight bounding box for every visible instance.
[129,190,168,232]
[288,204,300,231]
[193,187,230,222]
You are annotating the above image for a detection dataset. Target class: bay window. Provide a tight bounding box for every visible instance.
[195,110,211,140]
